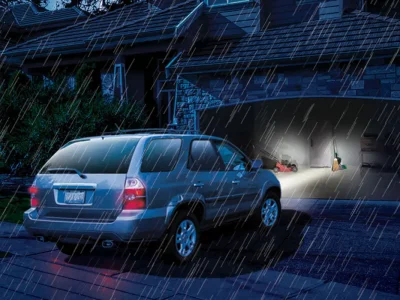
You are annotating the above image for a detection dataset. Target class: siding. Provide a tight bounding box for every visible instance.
[202,2,260,38]
[320,0,342,20]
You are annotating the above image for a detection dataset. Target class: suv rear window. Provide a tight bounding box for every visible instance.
[40,137,139,174]
[141,139,182,172]
[188,140,224,171]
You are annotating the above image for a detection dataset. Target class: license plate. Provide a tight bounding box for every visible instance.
[64,191,85,204]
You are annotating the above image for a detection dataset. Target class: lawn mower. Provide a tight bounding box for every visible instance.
[257,148,298,173]
[273,160,298,173]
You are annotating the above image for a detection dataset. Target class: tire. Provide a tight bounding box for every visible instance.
[291,165,298,172]
[252,192,281,230]
[163,210,200,264]
[273,167,279,173]
[56,241,92,256]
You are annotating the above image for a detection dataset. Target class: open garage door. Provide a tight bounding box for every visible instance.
[197,97,400,201]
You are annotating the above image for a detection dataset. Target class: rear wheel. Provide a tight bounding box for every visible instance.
[273,167,279,173]
[163,210,200,264]
[291,165,298,172]
[252,192,281,230]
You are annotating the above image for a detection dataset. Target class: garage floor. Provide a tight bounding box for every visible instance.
[276,166,400,201]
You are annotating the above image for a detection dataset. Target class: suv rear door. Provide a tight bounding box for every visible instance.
[35,137,139,222]
[139,137,183,210]
[214,140,260,215]
[187,139,239,223]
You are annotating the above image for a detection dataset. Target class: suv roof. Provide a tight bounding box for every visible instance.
[104,128,201,135]
[66,129,223,146]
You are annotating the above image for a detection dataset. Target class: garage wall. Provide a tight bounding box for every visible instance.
[251,101,311,167]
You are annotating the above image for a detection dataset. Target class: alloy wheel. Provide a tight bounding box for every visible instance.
[261,198,279,227]
[175,219,197,257]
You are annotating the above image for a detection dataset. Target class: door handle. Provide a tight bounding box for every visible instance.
[232,180,240,185]
[193,182,204,188]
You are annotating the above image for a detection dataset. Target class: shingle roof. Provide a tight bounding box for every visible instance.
[169,11,400,72]
[5,0,201,58]
[99,1,199,39]
[0,8,16,26]
[11,3,85,27]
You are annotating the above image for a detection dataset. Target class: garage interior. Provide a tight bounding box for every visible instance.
[198,97,400,201]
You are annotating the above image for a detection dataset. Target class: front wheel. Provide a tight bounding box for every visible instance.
[252,192,281,230]
[163,210,200,264]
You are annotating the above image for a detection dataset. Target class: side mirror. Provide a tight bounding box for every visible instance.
[251,159,263,171]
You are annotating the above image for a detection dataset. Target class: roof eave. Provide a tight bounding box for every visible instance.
[18,15,87,29]
[168,48,400,75]
[87,27,176,47]
[88,32,177,52]
[5,32,178,61]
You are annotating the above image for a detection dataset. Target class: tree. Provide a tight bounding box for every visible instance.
[0,0,48,10]
[0,0,23,9]
[0,66,147,174]
[60,0,142,14]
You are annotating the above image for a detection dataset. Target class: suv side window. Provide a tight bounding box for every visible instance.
[215,141,248,171]
[141,139,182,172]
[188,140,224,171]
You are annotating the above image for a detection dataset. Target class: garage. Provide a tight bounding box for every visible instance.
[197,97,400,200]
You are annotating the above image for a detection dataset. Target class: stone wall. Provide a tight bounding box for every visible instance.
[175,59,400,129]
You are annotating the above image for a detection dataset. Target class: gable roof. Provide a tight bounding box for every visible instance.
[89,0,202,47]
[4,0,202,59]
[11,3,85,27]
[168,11,400,73]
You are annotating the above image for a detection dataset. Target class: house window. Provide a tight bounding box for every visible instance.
[43,76,54,88]
[114,63,126,102]
[101,73,114,99]
[157,80,176,128]
[205,0,249,7]
[67,76,75,90]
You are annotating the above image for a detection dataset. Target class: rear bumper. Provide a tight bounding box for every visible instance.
[23,208,167,242]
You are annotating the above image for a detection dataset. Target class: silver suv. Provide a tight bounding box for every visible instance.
[24,130,281,263]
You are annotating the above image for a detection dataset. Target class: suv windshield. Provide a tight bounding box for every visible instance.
[40,137,139,174]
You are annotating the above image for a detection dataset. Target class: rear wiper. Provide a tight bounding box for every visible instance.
[47,168,87,179]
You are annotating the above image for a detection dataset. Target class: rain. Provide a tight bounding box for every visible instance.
[0,0,399,299]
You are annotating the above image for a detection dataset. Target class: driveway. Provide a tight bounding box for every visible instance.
[277,166,400,200]
[0,199,399,299]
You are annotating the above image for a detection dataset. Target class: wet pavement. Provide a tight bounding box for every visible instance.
[0,199,399,299]
[277,166,400,201]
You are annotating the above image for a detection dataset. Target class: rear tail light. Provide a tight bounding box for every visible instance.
[123,178,146,210]
[29,185,39,207]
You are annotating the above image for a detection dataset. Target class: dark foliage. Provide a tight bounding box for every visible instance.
[0,64,147,175]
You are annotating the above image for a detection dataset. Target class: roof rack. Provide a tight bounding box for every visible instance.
[103,128,202,135]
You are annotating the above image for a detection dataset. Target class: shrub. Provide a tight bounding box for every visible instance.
[0,66,147,175]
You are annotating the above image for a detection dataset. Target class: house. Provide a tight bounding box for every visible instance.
[165,0,400,178]
[4,0,203,127]
[4,0,400,199]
